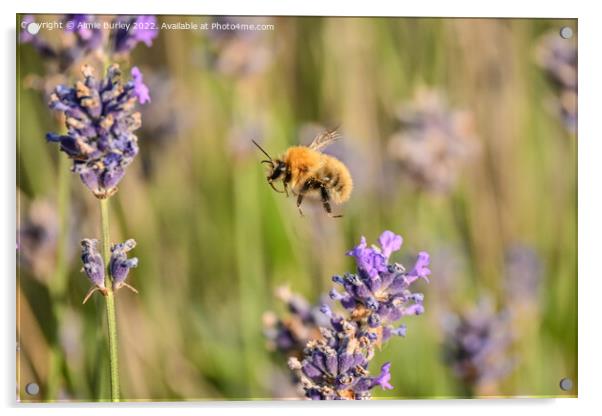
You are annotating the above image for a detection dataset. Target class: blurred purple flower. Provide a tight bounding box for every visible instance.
[263,286,329,358]
[19,15,37,44]
[504,244,542,303]
[17,198,60,279]
[535,31,577,132]
[536,32,577,91]
[388,88,479,193]
[441,300,514,395]
[132,16,158,46]
[46,64,147,198]
[112,15,159,55]
[64,14,101,44]
[20,14,102,71]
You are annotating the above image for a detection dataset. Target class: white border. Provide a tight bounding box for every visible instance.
[3,1,601,415]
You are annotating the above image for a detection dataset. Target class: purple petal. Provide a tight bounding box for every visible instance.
[133,16,158,46]
[347,236,388,280]
[372,362,394,390]
[378,230,403,259]
[131,66,151,104]
[406,251,431,284]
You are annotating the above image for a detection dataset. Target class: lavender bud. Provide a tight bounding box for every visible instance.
[80,239,105,288]
[109,239,138,288]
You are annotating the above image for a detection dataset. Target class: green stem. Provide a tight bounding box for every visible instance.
[100,198,120,402]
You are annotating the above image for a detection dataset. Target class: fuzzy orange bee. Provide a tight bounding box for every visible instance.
[252,129,353,218]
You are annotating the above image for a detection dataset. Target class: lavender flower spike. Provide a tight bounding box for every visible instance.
[47,64,148,198]
[81,238,107,303]
[340,230,430,342]
[109,239,139,293]
[287,230,431,400]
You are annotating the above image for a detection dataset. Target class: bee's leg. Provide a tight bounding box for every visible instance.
[320,186,343,218]
[296,180,312,217]
[296,193,305,216]
[268,180,285,194]
[283,171,291,198]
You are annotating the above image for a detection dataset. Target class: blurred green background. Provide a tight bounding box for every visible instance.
[17,15,577,401]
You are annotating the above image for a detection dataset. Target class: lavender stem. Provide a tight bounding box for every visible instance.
[100,198,120,401]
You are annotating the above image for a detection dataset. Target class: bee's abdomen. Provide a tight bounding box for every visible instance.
[320,156,353,204]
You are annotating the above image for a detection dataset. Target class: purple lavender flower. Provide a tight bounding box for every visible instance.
[64,15,95,39]
[112,16,159,55]
[64,14,103,50]
[19,15,39,44]
[288,322,392,400]
[387,89,479,193]
[20,14,102,71]
[46,64,148,198]
[536,32,577,91]
[287,231,430,400]
[109,239,139,292]
[81,239,105,288]
[19,15,59,60]
[441,300,514,395]
[336,231,430,343]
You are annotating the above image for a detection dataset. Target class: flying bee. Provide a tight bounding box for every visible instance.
[252,128,353,218]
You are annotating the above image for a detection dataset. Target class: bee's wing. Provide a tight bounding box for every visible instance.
[308,128,341,152]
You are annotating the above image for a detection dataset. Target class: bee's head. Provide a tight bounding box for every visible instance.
[267,159,287,180]
[252,140,287,194]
